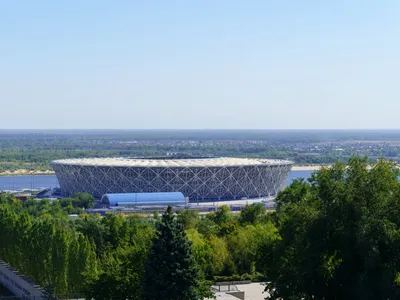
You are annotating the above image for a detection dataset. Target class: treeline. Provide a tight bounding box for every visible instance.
[2,158,400,299]
[0,195,156,298]
[0,197,98,294]
[2,130,400,172]
[0,146,358,172]
[0,138,363,172]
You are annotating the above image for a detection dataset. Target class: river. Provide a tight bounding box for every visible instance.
[0,170,315,191]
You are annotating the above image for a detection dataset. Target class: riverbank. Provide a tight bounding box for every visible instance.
[0,170,55,176]
[291,165,330,171]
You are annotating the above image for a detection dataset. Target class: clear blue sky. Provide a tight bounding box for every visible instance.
[1,0,399,129]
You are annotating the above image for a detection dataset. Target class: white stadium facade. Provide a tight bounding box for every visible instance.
[51,157,293,201]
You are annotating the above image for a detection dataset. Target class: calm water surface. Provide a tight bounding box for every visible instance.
[0,170,315,191]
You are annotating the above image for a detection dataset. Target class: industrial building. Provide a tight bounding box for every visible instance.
[51,157,293,201]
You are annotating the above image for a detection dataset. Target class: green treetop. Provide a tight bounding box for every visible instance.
[266,157,400,300]
[142,206,203,300]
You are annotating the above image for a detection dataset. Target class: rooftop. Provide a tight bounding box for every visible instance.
[51,157,293,168]
[101,192,186,206]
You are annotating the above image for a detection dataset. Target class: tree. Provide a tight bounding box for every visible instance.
[239,203,265,225]
[75,215,106,256]
[228,223,279,275]
[266,158,400,300]
[208,205,238,236]
[84,249,143,300]
[196,217,219,238]
[142,206,203,300]
[186,229,213,277]
[208,235,234,276]
[212,205,232,225]
[83,216,154,300]
[177,209,199,230]
[74,192,95,209]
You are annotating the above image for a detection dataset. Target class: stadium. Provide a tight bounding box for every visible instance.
[51,157,293,201]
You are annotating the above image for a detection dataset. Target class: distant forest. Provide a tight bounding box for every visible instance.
[1,129,400,171]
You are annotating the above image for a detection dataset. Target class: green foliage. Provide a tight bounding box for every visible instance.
[186,229,213,276]
[0,194,155,298]
[208,235,234,276]
[0,200,98,295]
[79,213,155,299]
[212,205,233,225]
[142,206,203,300]
[153,210,159,220]
[239,203,265,225]
[84,245,151,300]
[57,193,95,211]
[274,178,311,210]
[266,158,400,300]
[207,205,238,236]
[229,223,280,275]
[177,209,199,230]
[74,192,95,208]
[197,217,219,237]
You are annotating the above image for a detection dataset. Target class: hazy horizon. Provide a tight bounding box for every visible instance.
[4,129,400,131]
[1,1,399,129]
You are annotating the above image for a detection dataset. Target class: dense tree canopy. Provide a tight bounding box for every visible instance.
[0,197,98,295]
[266,158,400,300]
[0,195,155,298]
[0,195,280,298]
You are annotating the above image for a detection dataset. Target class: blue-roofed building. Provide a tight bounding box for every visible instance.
[101,192,187,207]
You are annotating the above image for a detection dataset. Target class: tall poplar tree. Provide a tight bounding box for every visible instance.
[142,206,202,300]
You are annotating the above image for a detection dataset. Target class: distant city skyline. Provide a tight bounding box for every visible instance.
[1,0,399,129]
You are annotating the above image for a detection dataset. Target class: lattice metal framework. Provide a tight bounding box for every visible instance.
[51,158,293,201]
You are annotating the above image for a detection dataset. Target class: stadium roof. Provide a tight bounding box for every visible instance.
[101,192,186,206]
[52,157,293,167]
